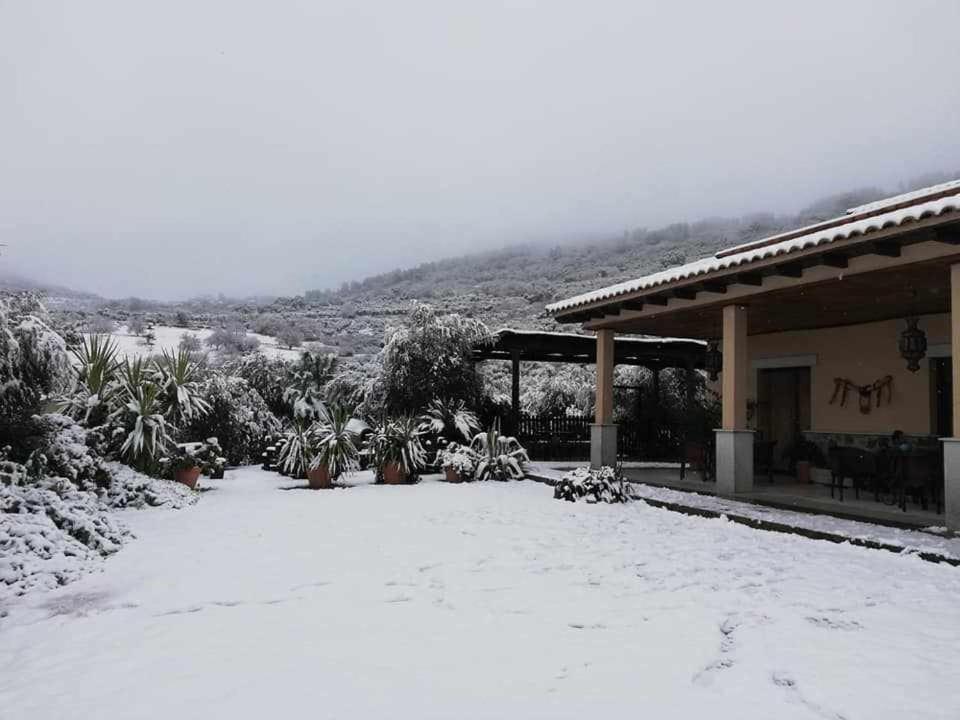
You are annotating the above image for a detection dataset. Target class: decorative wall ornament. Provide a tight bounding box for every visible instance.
[898,316,927,372]
[828,375,893,414]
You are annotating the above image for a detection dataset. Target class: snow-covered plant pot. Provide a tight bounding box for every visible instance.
[553,466,631,504]
[439,442,478,482]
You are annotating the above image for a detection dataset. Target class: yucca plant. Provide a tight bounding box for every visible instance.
[311,405,360,480]
[277,419,314,479]
[368,416,427,483]
[156,347,211,425]
[421,398,480,442]
[117,378,173,472]
[470,422,529,481]
[59,334,120,425]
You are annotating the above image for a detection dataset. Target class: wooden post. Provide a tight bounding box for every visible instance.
[953,265,960,435]
[510,350,521,435]
[591,328,618,468]
[721,304,749,430]
[716,304,753,495]
[595,329,615,425]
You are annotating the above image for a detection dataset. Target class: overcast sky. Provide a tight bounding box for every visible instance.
[2,1,960,300]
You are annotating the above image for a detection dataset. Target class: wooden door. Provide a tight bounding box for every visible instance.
[757,367,812,471]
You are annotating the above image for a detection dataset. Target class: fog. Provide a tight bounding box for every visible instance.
[2,1,959,300]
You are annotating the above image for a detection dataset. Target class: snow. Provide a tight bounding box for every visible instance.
[2,466,960,719]
[529,463,960,560]
[93,325,303,362]
[546,187,960,314]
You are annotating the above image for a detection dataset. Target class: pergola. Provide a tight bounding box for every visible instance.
[472,328,706,427]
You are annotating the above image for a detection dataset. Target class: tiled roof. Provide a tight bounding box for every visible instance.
[546,182,960,316]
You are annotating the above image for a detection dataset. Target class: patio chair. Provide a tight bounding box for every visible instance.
[891,450,943,514]
[827,446,878,501]
[680,439,714,482]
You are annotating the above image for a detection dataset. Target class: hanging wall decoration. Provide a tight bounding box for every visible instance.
[828,375,893,414]
[898,316,927,372]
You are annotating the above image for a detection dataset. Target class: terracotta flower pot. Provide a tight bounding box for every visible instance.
[382,462,409,485]
[175,466,201,490]
[307,464,332,489]
[443,466,463,483]
[796,460,812,484]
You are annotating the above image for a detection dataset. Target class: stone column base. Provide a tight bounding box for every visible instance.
[942,439,960,531]
[590,424,618,469]
[715,429,755,496]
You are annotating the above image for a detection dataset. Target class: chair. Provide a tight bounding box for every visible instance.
[827,446,878,501]
[680,439,714,482]
[892,450,942,514]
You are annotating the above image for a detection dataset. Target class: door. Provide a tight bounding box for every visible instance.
[757,367,812,471]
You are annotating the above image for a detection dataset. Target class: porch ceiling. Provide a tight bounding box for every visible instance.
[596,256,954,338]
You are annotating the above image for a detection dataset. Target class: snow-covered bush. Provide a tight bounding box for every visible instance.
[184,374,281,465]
[439,442,478,479]
[380,304,490,415]
[1,458,130,599]
[225,352,293,417]
[160,438,226,480]
[553,466,631,504]
[23,413,112,490]
[0,293,73,426]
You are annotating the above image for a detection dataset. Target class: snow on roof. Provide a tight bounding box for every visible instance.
[492,327,705,345]
[546,181,960,316]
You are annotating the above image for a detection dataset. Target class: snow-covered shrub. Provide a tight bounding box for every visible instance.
[225,352,293,417]
[553,466,631,504]
[367,416,428,482]
[23,413,112,490]
[469,425,528,481]
[184,374,281,465]
[100,461,198,509]
[439,442,478,479]
[0,293,73,426]
[284,350,338,420]
[1,459,132,599]
[380,304,490,415]
[421,398,480,443]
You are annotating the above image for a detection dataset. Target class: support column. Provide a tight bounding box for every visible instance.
[944,265,960,530]
[510,350,521,436]
[591,328,617,469]
[715,305,754,495]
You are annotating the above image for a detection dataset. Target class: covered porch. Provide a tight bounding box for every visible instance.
[546,182,960,528]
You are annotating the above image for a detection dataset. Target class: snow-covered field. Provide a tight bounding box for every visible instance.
[2,467,959,719]
[94,325,303,361]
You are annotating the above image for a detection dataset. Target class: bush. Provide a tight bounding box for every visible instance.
[380,304,490,415]
[0,294,73,428]
[184,375,281,465]
[553,466,631,504]
[469,425,528,481]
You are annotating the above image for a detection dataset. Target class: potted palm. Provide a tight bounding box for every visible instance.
[308,405,360,489]
[369,416,427,484]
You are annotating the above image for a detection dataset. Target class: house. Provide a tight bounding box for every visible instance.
[546,179,960,529]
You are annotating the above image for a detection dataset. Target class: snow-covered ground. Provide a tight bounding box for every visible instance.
[2,467,959,719]
[528,463,960,560]
[92,325,303,361]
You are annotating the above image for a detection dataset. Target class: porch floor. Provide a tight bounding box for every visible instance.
[543,462,946,531]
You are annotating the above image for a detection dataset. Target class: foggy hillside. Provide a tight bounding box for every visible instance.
[298,171,958,329]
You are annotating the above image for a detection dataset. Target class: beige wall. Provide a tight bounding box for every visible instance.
[745,313,950,435]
